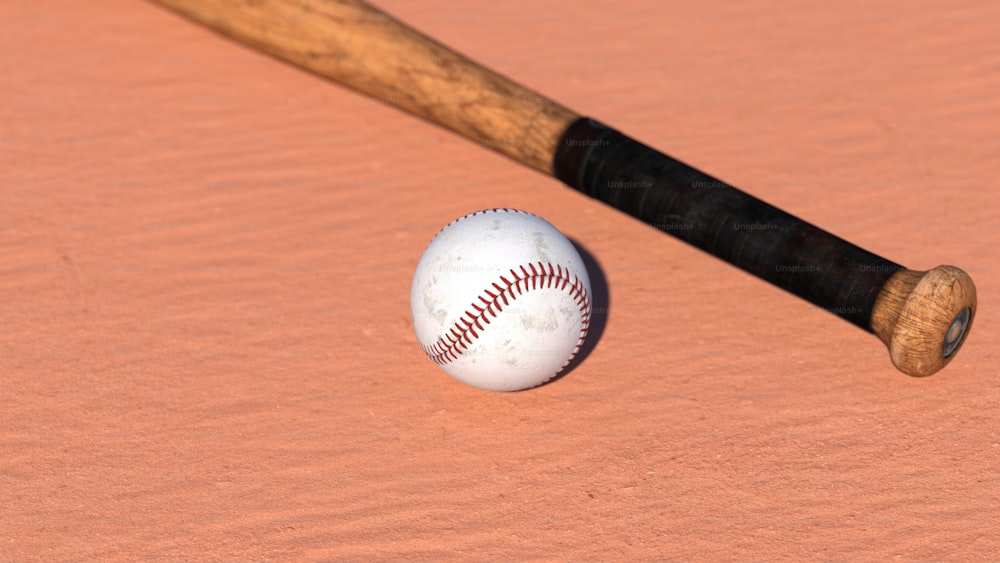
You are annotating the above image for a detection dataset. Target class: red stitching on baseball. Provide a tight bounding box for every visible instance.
[422,260,591,376]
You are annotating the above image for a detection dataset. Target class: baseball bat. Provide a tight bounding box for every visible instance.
[148,0,976,377]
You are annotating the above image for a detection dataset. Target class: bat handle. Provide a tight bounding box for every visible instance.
[871,266,977,376]
[554,118,978,377]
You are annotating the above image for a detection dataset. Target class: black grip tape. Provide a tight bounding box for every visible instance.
[553,117,901,331]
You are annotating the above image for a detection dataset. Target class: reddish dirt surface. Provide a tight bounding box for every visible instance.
[2,0,997,559]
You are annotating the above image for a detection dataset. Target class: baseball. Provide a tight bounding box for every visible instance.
[411,208,592,391]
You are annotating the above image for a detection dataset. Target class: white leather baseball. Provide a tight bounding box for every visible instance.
[411,208,592,391]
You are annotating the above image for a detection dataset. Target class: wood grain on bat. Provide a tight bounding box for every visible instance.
[151,0,578,173]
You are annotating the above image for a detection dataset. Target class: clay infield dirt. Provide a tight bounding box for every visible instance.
[2,0,997,559]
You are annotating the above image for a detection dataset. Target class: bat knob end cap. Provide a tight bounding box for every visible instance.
[871,265,977,377]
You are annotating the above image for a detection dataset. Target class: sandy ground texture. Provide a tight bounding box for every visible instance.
[2,0,998,559]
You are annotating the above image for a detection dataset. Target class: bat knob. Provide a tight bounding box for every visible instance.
[871,265,977,377]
